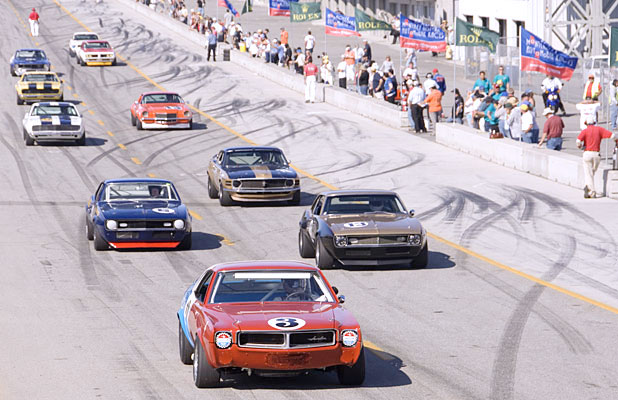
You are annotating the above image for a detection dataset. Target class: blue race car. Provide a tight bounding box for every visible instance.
[85,178,192,250]
[10,49,51,76]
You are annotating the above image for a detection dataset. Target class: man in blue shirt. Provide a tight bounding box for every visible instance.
[384,72,396,104]
[206,28,217,61]
[432,68,446,94]
[473,71,490,94]
[493,65,510,92]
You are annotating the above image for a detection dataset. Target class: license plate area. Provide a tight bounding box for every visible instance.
[116,232,138,239]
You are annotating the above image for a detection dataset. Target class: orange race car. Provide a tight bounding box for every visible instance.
[130,92,193,130]
[178,261,365,388]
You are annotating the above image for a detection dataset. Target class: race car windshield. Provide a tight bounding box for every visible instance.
[16,50,45,59]
[84,42,111,49]
[104,183,179,201]
[32,105,78,116]
[142,94,183,104]
[323,195,405,214]
[210,271,335,303]
[23,74,58,82]
[224,150,288,167]
[74,34,98,40]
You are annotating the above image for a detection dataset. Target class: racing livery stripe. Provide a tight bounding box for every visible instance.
[51,116,61,125]
[249,166,272,179]
[29,83,36,90]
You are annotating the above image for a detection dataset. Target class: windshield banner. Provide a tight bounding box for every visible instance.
[400,16,446,52]
[520,28,578,81]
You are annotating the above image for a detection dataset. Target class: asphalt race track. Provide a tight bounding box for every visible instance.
[1,1,618,399]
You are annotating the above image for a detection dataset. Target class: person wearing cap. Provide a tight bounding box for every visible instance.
[206,27,217,61]
[473,71,491,94]
[433,68,446,95]
[423,73,437,96]
[29,8,40,37]
[577,117,617,198]
[337,55,347,89]
[583,74,602,100]
[493,65,510,92]
[541,74,566,115]
[539,108,564,150]
[370,64,383,97]
[505,102,522,140]
[520,103,538,143]
[304,56,318,103]
[294,48,306,74]
[408,81,427,133]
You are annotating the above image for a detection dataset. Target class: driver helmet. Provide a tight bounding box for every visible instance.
[369,197,385,211]
[282,279,306,293]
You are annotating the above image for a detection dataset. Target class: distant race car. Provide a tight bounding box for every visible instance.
[10,48,51,76]
[22,102,85,146]
[298,190,428,269]
[207,146,300,206]
[85,178,192,250]
[68,32,100,56]
[130,92,193,130]
[178,261,365,388]
[15,71,63,105]
[75,40,116,66]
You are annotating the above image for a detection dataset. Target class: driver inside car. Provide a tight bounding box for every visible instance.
[149,186,164,198]
[275,279,310,301]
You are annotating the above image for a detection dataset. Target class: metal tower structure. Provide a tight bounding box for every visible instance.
[545,0,618,58]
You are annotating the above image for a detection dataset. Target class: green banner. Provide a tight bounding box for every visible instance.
[290,2,321,23]
[354,9,390,31]
[455,18,500,53]
[611,27,618,67]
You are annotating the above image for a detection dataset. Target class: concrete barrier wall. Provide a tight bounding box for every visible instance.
[116,0,404,128]
[435,123,607,193]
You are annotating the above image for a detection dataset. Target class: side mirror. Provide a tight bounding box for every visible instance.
[331,286,339,295]
[409,209,415,217]
[337,295,346,304]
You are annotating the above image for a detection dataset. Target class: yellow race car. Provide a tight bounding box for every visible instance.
[16,71,63,105]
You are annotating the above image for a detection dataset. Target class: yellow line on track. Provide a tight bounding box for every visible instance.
[72,93,79,98]
[147,173,157,178]
[106,131,114,137]
[97,120,104,126]
[188,210,203,221]
[50,0,618,316]
[215,233,235,246]
[131,157,142,165]
[88,109,95,115]
[117,143,126,150]
[364,340,394,361]
[66,85,72,91]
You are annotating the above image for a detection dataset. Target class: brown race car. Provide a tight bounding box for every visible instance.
[178,261,365,387]
[298,190,428,269]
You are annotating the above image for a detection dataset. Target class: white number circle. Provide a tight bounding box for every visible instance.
[343,221,368,228]
[152,208,174,214]
[267,317,306,331]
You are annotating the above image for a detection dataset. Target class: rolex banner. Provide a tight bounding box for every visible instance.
[290,2,321,23]
[354,9,390,31]
[611,27,618,67]
[455,18,499,53]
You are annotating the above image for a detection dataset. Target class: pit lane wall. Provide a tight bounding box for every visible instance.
[116,0,404,129]
[435,123,610,195]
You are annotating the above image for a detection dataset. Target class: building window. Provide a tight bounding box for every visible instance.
[369,0,375,11]
[480,16,489,28]
[465,15,473,23]
[389,2,397,15]
[497,18,506,38]
[514,20,525,46]
[379,0,385,11]
[401,3,408,17]
[359,0,365,8]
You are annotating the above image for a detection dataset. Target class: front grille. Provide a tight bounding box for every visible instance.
[32,125,80,132]
[240,179,288,189]
[155,113,177,120]
[347,235,409,246]
[22,88,59,94]
[18,64,45,69]
[117,220,175,229]
[237,330,336,349]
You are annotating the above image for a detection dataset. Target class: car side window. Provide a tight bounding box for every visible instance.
[195,271,213,303]
[312,196,324,215]
[94,183,104,201]
[216,151,224,164]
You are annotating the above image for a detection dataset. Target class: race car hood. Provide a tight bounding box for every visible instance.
[323,213,422,235]
[98,200,186,220]
[211,302,338,331]
[82,47,114,53]
[142,103,188,112]
[225,166,297,180]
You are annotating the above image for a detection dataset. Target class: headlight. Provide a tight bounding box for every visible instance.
[285,179,294,187]
[334,235,348,247]
[408,234,422,246]
[142,111,148,118]
[184,111,191,117]
[215,331,232,349]
[173,219,185,230]
[105,220,117,230]
[341,330,359,347]
[232,180,241,188]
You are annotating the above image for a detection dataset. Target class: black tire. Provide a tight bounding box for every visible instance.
[79,57,85,66]
[178,320,193,365]
[136,119,143,131]
[76,55,81,65]
[187,119,193,130]
[93,227,109,251]
[207,176,218,199]
[177,232,192,250]
[130,112,136,126]
[112,58,117,66]
[10,67,15,76]
[288,190,301,206]
[337,346,366,386]
[24,131,35,146]
[69,49,75,57]
[298,230,314,258]
[218,184,233,206]
[86,215,94,240]
[193,339,220,388]
[411,242,428,269]
[17,94,24,105]
[76,133,86,146]
[315,239,335,269]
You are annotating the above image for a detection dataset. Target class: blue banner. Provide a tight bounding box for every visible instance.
[325,8,360,37]
[400,15,446,52]
[269,0,297,16]
[520,28,578,81]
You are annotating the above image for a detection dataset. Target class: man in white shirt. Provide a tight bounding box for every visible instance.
[576,100,601,130]
[402,62,418,81]
[223,9,233,29]
[304,30,315,54]
[408,81,427,133]
[337,55,347,89]
[541,75,565,114]
[423,73,437,95]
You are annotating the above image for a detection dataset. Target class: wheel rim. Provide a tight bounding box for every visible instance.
[218,185,223,199]
[193,343,198,381]
[315,242,320,264]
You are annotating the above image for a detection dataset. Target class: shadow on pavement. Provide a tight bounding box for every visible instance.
[340,250,455,272]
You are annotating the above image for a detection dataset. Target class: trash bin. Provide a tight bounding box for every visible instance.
[239,42,246,52]
[223,48,230,61]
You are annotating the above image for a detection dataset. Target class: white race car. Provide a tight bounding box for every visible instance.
[68,32,100,56]
[75,40,116,66]
[22,102,86,146]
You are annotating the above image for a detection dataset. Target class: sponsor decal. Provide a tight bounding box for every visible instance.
[268,317,306,330]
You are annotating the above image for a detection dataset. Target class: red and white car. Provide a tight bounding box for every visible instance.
[130,92,193,130]
[177,261,365,387]
[75,40,116,66]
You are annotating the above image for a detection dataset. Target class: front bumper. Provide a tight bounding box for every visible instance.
[223,187,300,202]
[140,118,191,129]
[209,343,361,371]
[27,129,84,141]
[85,61,113,66]
[101,227,189,248]
[18,92,63,101]
[322,237,423,265]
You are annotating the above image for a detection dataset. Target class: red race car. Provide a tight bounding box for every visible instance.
[177,261,365,387]
[130,92,193,130]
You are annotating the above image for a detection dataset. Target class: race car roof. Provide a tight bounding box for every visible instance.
[35,102,75,107]
[102,177,173,185]
[208,260,317,273]
[83,40,110,44]
[223,146,283,153]
[319,189,398,196]
[140,91,180,96]
[16,48,45,52]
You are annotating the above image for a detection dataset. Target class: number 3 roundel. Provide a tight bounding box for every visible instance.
[267,317,307,330]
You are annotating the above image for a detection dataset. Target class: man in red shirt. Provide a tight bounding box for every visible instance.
[29,8,40,37]
[538,108,564,150]
[576,116,617,198]
[304,56,318,103]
